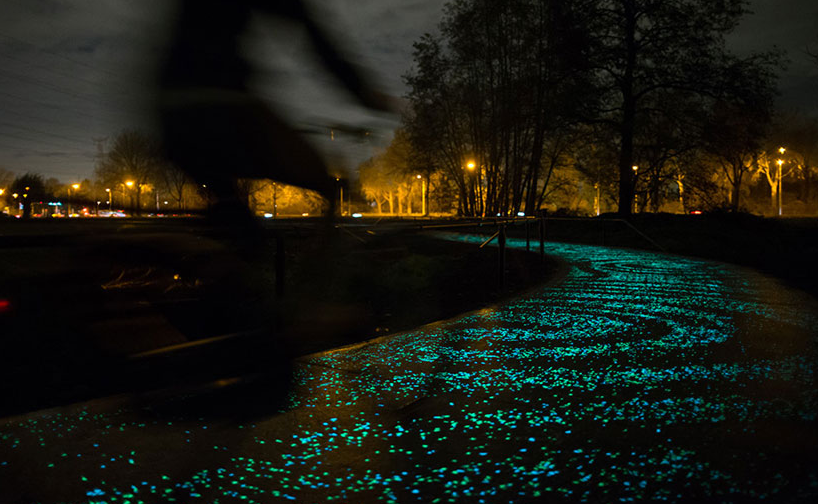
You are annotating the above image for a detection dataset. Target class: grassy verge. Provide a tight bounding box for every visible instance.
[282,230,557,355]
[525,213,818,299]
[0,220,556,415]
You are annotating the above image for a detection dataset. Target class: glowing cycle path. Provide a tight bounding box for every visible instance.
[2,235,818,503]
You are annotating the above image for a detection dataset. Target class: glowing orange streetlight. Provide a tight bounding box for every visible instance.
[416,174,427,216]
[776,152,784,216]
[466,161,476,171]
[122,181,135,215]
[68,183,81,216]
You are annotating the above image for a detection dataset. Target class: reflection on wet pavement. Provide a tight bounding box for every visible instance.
[2,235,817,503]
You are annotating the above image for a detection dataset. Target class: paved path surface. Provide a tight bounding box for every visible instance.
[2,234,818,503]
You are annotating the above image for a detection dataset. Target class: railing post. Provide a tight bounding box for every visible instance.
[538,210,546,263]
[498,223,506,290]
[276,235,285,297]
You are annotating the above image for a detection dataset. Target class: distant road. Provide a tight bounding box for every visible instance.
[2,235,817,503]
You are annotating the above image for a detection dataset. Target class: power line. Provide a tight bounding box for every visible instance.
[0,66,141,108]
[0,89,111,122]
[0,128,92,151]
[0,31,129,83]
[0,120,96,147]
[0,105,104,131]
[0,51,130,93]
[0,144,93,162]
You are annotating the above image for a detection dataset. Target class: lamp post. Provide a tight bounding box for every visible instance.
[273,181,278,219]
[416,174,427,216]
[466,161,476,216]
[594,182,600,217]
[777,147,785,216]
[68,183,80,216]
[632,165,639,213]
[125,180,134,215]
[105,188,112,212]
[335,177,343,216]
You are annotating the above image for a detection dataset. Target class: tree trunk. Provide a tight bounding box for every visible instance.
[770,184,777,213]
[398,190,403,215]
[617,0,637,217]
[731,166,742,212]
[676,174,685,213]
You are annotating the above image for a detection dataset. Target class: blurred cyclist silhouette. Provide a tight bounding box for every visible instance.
[150,0,392,413]
[158,0,390,231]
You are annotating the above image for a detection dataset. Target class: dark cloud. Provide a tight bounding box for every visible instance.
[25,0,73,17]
[727,0,818,114]
[0,0,174,179]
[74,37,105,54]
[0,0,815,182]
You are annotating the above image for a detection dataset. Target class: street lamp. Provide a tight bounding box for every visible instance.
[632,165,639,213]
[464,161,477,216]
[776,155,784,216]
[105,188,111,212]
[335,177,343,216]
[416,174,427,216]
[272,181,278,219]
[124,181,134,215]
[68,183,80,216]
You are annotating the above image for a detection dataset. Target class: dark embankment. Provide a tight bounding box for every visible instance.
[524,213,818,299]
[0,218,556,416]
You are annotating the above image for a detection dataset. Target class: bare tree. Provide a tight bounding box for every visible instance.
[160,162,191,211]
[702,101,768,212]
[583,0,780,216]
[405,0,595,217]
[95,130,161,216]
[0,166,14,188]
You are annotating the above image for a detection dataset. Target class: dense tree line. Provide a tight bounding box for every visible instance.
[1,130,324,218]
[379,0,786,216]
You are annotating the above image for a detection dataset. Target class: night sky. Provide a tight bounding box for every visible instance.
[0,0,815,182]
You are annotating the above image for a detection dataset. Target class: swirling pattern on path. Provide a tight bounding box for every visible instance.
[2,235,817,503]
